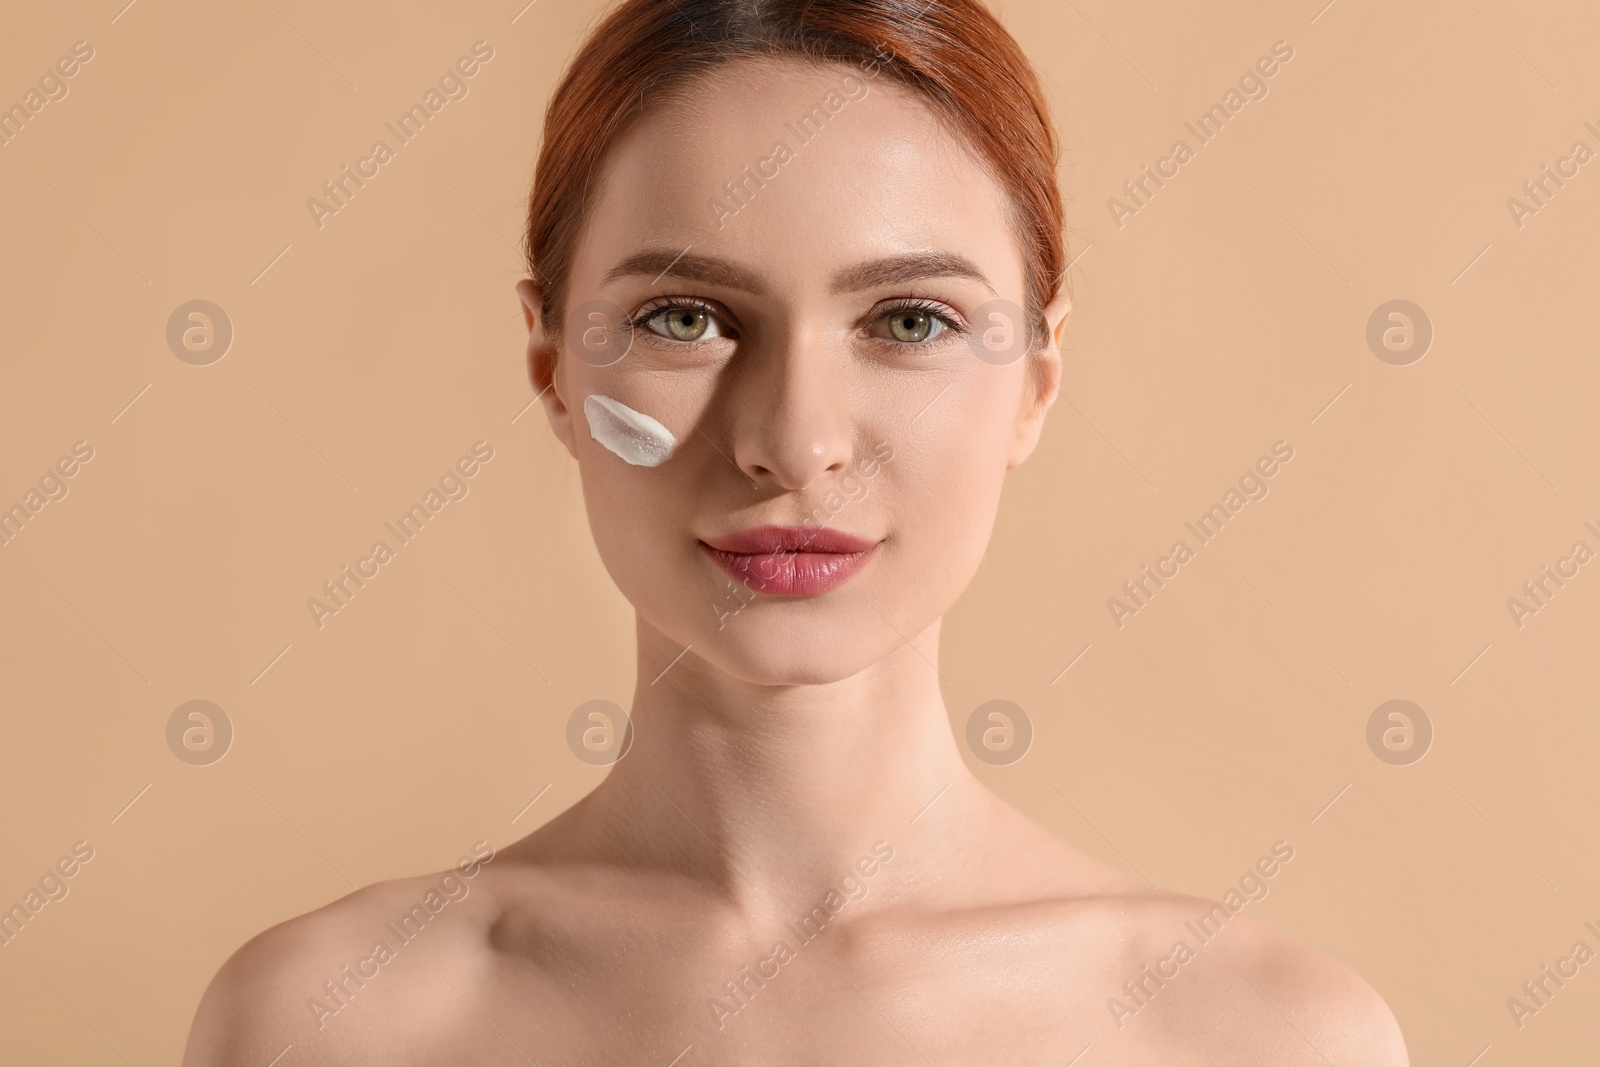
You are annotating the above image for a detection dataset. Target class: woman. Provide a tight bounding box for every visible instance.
[185,0,1408,1062]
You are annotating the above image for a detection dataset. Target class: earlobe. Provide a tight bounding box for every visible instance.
[515,278,578,460]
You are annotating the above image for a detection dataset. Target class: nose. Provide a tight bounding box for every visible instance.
[730,327,855,492]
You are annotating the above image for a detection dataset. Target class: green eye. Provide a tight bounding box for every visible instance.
[639,302,722,342]
[888,310,935,343]
[663,307,709,341]
[665,307,710,340]
[883,307,953,343]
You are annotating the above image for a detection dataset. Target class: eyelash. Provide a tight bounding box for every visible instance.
[629,296,721,334]
[628,297,970,344]
[878,298,969,343]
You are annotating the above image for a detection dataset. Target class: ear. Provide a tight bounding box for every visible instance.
[516,278,577,460]
[1007,289,1070,469]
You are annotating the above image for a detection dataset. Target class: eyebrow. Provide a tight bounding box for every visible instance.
[602,248,997,297]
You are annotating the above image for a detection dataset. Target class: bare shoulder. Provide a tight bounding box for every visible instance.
[182,844,503,1067]
[969,795,1406,1061]
[1217,904,1408,1065]
[1084,889,1409,1065]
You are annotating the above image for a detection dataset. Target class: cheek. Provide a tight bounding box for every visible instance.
[576,422,688,547]
[571,383,708,608]
[892,440,1004,582]
[901,369,1018,497]
[582,392,678,467]
[577,452,701,639]
[884,393,1014,584]
[566,356,701,477]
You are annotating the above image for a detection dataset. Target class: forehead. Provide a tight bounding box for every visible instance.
[570,56,1025,297]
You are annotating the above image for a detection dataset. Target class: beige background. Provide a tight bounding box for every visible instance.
[2,0,1597,1061]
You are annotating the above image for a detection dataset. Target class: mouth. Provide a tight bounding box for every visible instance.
[699,524,881,596]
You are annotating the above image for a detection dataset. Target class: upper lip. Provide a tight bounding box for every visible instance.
[701,524,879,554]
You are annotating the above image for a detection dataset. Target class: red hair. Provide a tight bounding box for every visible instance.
[525,0,1066,354]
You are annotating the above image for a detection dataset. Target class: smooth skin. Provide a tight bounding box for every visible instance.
[184,58,1408,1065]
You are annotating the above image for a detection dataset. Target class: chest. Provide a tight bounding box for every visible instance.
[462,915,1192,1065]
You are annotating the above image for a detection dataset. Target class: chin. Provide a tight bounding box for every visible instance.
[688,610,906,687]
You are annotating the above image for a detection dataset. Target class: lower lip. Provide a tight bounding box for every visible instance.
[700,541,879,596]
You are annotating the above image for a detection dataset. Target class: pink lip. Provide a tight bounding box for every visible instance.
[700,524,881,596]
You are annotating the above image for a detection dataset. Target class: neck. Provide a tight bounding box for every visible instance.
[576,612,983,911]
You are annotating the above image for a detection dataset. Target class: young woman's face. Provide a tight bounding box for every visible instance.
[525,57,1066,685]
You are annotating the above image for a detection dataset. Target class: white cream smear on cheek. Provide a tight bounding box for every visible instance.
[583,393,677,467]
